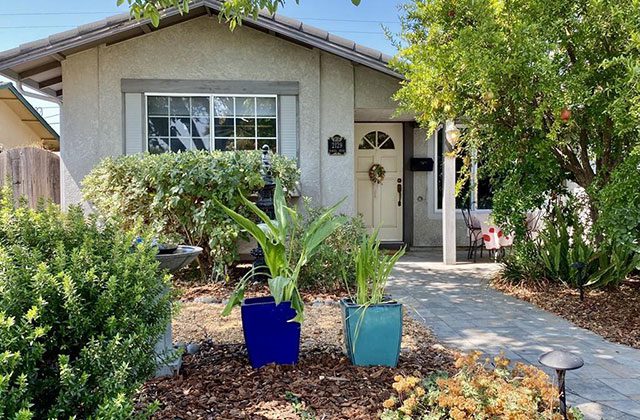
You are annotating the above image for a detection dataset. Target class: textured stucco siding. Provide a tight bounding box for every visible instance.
[319,52,355,214]
[61,48,100,209]
[0,101,42,150]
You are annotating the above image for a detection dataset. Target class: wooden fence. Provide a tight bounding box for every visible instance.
[0,147,60,206]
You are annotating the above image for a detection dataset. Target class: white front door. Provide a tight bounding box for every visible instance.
[355,123,403,242]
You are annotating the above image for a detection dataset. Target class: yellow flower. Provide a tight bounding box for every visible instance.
[383,398,396,409]
[415,386,425,397]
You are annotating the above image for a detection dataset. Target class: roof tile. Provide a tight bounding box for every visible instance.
[326,33,356,50]
[300,23,329,41]
[19,38,51,54]
[272,14,303,30]
[355,44,383,60]
[78,20,110,35]
[48,29,81,44]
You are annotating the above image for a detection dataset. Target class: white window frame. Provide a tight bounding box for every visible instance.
[433,126,492,214]
[144,92,278,153]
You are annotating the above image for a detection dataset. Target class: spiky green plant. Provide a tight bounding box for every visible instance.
[353,230,405,306]
[218,179,345,323]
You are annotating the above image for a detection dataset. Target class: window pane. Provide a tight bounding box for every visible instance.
[193,138,209,151]
[148,137,169,154]
[191,97,210,116]
[257,118,276,137]
[236,118,256,137]
[235,97,255,118]
[259,138,276,152]
[215,138,235,151]
[257,97,276,117]
[236,138,256,150]
[148,117,169,137]
[214,118,234,137]
[378,132,395,149]
[213,96,233,117]
[148,96,168,115]
[170,138,189,152]
[192,117,210,138]
[170,117,191,137]
[476,159,494,209]
[169,97,190,116]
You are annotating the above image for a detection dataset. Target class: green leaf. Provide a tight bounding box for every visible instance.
[222,287,245,316]
[351,0,361,5]
[268,276,291,306]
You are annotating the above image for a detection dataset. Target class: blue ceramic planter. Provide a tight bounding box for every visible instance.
[241,296,301,369]
[340,298,403,367]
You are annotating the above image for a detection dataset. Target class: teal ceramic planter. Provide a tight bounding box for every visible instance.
[340,298,403,367]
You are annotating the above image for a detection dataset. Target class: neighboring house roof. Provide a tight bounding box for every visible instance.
[0,83,60,151]
[0,0,401,101]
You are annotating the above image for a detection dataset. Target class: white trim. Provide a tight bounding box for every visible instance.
[143,93,279,153]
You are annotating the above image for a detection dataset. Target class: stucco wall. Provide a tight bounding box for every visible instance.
[319,52,355,213]
[0,101,42,150]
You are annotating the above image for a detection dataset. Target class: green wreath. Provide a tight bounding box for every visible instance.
[369,163,386,184]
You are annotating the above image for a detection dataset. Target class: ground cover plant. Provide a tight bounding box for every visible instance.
[0,191,172,419]
[82,150,299,278]
[381,352,583,419]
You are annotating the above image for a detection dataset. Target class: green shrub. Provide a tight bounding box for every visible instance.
[596,147,640,253]
[297,198,367,291]
[500,239,547,285]
[0,192,171,419]
[501,201,639,291]
[82,150,299,277]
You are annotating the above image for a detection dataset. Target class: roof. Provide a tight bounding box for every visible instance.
[0,0,401,101]
[0,83,60,151]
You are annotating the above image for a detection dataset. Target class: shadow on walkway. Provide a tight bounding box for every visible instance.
[388,250,640,419]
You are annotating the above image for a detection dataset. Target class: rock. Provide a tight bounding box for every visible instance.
[186,343,201,355]
[194,297,217,304]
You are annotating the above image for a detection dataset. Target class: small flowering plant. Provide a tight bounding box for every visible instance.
[381,352,583,420]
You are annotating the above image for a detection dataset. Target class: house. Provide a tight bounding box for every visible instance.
[0,83,59,151]
[0,0,492,250]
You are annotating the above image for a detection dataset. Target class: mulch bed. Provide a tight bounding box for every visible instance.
[137,300,454,419]
[493,278,640,349]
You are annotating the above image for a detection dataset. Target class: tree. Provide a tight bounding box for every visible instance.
[391,0,640,230]
[120,0,361,28]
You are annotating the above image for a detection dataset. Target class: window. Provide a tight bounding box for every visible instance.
[146,94,277,153]
[358,131,395,150]
[435,126,493,210]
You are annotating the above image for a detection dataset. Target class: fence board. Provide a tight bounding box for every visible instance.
[0,147,60,206]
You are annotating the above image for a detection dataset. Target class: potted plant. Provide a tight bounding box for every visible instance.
[217,179,345,368]
[341,231,405,367]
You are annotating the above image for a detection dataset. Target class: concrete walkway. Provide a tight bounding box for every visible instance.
[388,250,640,420]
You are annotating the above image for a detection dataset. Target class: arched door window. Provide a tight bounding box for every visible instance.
[358,131,395,150]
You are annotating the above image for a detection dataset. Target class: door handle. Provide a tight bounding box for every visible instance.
[397,178,402,207]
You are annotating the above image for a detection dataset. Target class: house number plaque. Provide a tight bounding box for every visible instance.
[328,135,347,155]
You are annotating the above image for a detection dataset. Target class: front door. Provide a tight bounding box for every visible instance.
[355,123,403,242]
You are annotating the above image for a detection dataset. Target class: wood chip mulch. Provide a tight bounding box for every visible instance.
[137,302,454,419]
[493,278,640,349]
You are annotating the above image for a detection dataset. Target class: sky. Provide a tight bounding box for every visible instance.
[0,0,405,133]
